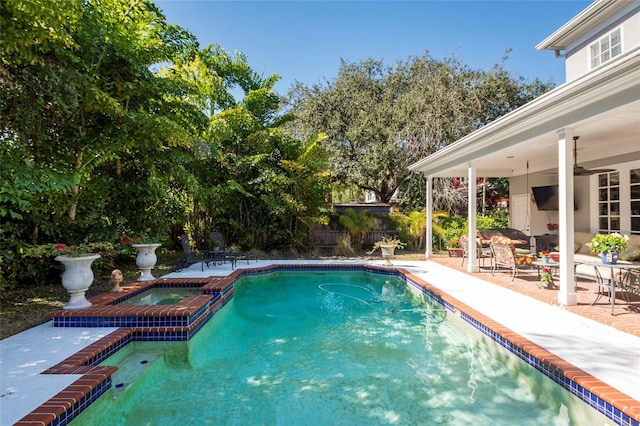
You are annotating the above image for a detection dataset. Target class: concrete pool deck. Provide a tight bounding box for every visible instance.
[1,258,639,425]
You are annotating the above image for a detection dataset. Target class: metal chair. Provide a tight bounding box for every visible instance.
[460,234,493,270]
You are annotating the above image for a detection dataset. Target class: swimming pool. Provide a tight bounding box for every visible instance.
[73,269,609,425]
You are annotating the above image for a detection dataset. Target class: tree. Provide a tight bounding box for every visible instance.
[339,208,375,250]
[0,0,199,243]
[287,52,554,210]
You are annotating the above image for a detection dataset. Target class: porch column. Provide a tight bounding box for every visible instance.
[425,175,433,258]
[467,162,478,272]
[557,129,577,306]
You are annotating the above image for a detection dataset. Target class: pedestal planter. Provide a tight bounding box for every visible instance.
[132,243,162,281]
[55,253,101,309]
[380,245,396,258]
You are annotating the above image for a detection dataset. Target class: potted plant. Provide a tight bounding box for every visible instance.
[539,266,554,289]
[54,243,101,309]
[538,250,551,263]
[586,233,629,264]
[368,236,406,259]
[546,223,559,235]
[446,238,463,257]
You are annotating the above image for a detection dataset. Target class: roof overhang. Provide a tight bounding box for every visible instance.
[536,0,635,52]
[408,47,640,178]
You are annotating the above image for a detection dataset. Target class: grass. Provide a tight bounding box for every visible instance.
[0,248,429,340]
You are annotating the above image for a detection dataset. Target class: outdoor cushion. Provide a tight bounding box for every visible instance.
[620,245,640,262]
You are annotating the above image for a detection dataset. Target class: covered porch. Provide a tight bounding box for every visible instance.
[426,254,640,334]
[409,47,640,307]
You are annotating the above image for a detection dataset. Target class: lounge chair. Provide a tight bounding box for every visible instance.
[208,232,258,268]
[490,236,534,280]
[173,234,216,272]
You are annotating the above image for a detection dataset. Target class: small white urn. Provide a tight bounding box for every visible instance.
[132,243,162,281]
[55,253,101,309]
[380,245,396,258]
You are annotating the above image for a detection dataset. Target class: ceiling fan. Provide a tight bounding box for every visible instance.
[571,136,616,176]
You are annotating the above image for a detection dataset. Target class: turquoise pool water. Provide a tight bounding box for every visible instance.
[75,270,609,425]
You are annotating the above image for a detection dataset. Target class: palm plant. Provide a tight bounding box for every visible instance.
[338,208,375,250]
[390,210,448,250]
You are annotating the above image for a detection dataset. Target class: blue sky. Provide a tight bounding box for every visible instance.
[155,1,592,95]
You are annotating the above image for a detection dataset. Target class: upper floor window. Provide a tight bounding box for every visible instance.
[590,28,622,69]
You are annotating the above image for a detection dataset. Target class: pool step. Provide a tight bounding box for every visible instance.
[110,351,163,397]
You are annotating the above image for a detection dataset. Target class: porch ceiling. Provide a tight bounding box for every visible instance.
[409,48,640,179]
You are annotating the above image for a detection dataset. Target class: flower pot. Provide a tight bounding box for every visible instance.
[448,248,463,258]
[132,243,162,281]
[601,251,619,265]
[380,245,396,258]
[55,253,101,309]
[542,257,550,264]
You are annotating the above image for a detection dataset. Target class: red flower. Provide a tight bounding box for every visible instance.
[55,244,65,250]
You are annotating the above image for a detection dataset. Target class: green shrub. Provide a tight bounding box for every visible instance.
[8,242,128,287]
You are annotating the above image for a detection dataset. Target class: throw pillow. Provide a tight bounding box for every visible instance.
[619,245,640,262]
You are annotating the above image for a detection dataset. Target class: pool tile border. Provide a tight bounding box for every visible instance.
[15,264,640,426]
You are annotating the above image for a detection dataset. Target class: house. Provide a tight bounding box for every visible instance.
[409,0,640,306]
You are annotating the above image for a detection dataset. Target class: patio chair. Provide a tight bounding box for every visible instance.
[208,232,258,267]
[173,234,216,272]
[459,234,493,270]
[490,236,534,281]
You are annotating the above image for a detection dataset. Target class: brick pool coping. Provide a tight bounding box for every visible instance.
[15,264,640,425]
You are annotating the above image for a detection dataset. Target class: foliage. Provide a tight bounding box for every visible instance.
[587,233,629,254]
[10,242,120,288]
[287,53,553,207]
[476,210,509,229]
[367,236,406,254]
[440,216,467,250]
[333,234,356,257]
[540,267,553,284]
[437,213,508,250]
[538,251,550,259]
[0,1,332,291]
[338,208,376,250]
[390,210,448,250]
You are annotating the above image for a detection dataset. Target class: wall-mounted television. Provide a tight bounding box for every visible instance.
[531,185,560,211]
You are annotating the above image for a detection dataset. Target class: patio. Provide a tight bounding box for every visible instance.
[428,254,640,337]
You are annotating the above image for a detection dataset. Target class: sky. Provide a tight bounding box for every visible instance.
[154,1,593,95]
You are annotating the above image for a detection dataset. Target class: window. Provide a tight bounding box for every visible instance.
[597,172,620,232]
[631,169,640,235]
[590,28,622,69]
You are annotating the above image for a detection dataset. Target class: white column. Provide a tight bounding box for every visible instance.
[467,162,477,272]
[425,175,433,258]
[557,129,577,306]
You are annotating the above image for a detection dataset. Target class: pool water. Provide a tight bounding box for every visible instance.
[118,287,202,305]
[75,270,610,425]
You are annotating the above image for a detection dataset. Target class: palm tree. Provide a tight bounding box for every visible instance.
[339,208,375,250]
[390,210,449,250]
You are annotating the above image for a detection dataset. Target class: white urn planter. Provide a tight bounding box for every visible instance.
[380,245,396,258]
[132,243,162,281]
[55,253,101,310]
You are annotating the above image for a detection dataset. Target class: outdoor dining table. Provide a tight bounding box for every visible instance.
[576,260,640,315]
